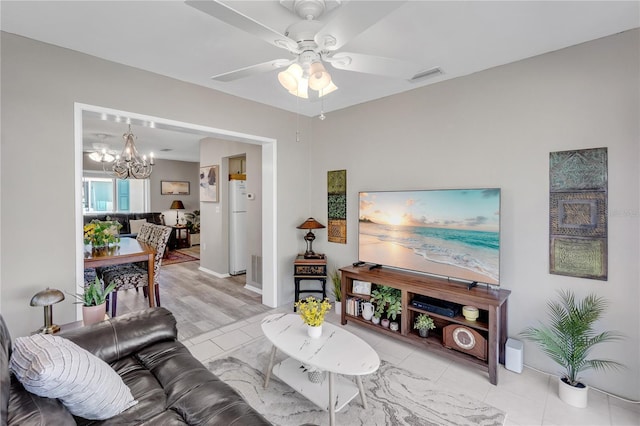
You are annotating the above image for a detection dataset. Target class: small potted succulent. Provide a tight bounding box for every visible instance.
[69,277,116,326]
[414,313,436,338]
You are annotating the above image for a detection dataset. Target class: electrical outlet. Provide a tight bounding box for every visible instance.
[202,243,206,250]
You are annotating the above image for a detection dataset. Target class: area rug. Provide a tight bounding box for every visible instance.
[162,251,198,265]
[208,337,506,426]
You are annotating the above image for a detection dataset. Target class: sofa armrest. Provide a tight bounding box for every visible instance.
[59,307,177,364]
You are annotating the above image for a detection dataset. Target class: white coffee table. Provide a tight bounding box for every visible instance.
[261,313,380,426]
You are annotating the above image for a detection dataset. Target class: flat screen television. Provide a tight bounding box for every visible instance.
[358,188,501,286]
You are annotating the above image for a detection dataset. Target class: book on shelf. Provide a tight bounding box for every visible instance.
[345,297,366,317]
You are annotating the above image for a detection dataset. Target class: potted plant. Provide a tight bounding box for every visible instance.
[83,219,122,249]
[371,285,401,328]
[184,210,201,245]
[69,277,116,326]
[294,296,332,338]
[414,313,436,338]
[330,269,342,314]
[520,290,623,408]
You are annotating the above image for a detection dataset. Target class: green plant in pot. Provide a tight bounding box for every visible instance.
[184,210,201,234]
[414,313,435,338]
[69,277,116,326]
[371,285,401,328]
[330,269,342,314]
[520,290,623,408]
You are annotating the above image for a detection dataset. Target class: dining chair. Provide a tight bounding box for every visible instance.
[100,224,172,317]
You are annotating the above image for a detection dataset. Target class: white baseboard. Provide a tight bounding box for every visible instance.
[244,284,262,295]
[198,266,229,279]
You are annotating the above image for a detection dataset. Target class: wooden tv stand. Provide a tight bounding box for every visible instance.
[340,265,511,385]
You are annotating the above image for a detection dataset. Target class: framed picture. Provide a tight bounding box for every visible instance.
[161,181,190,195]
[352,280,371,295]
[200,165,219,202]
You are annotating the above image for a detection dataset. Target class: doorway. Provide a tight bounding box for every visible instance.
[74,103,279,312]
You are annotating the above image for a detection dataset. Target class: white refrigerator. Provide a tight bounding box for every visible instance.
[229,180,247,275]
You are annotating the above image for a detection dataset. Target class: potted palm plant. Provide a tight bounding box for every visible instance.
[70,277,116,326]
[520,290,623,408]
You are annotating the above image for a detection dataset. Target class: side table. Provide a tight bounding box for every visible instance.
[294,254,327,310]
[171,226,190,250]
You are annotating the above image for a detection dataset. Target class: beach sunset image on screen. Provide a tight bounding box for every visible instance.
[358,189,500,285]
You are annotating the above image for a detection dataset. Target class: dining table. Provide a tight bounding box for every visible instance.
[84,237,157,308]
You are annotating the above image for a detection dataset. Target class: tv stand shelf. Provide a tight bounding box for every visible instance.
[340,265,511,385]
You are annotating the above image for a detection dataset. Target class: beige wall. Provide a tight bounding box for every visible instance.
[1,29,638,399]
[0,32,311,338]
[308,30,639,399]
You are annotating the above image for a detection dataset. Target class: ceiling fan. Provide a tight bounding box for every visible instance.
[186,0,427,99]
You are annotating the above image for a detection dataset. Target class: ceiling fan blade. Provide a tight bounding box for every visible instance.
[211,59,292,82]
[315,1,406,51]
[186,0,299,52]
[327,52,422,80]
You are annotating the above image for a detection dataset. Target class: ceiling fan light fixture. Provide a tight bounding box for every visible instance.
[290,76,309,98]
[308,61,331,91]
[318,80,338,97]
[89,149,114,163]
[278,63,304,92]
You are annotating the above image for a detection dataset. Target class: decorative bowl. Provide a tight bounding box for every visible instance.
[462,305,479,321]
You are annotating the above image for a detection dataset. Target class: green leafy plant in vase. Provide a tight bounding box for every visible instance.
[414,313,436,338]
[330,269,342,314]
[371,285,401,328]
[520,290,623,408]
[83,219,122,248]
[69,277,116,326]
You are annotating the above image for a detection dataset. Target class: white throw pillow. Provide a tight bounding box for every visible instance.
[9,334,137,420]
[129,219,148,235]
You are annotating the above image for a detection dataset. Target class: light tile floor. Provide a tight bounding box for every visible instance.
[183,308,640,426]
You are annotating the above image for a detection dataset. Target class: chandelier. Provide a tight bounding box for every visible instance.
[105,125,154,179]
[277,51,338,99]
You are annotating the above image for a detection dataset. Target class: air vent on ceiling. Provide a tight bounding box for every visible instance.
[160,148,172,152]
[409,67,443,83]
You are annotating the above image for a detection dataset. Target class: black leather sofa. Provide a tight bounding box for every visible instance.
[1,308,271,425]
[83,213,164,238]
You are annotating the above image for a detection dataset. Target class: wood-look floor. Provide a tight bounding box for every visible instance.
[113,247,270,340]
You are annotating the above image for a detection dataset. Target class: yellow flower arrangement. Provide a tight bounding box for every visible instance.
[294,296,332,327]
[83,219,122,247]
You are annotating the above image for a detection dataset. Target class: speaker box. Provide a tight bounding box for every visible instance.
[505,338,524,373]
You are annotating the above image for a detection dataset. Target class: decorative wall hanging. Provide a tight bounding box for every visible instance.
[161,181,190,195]
[327,170,347,244]
[200,165,219,202]
[549,147,607,280]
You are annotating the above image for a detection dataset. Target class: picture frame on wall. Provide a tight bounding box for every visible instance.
[161,181,190,195]
[200,165,219,202]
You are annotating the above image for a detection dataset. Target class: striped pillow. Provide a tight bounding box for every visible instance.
[9,334,137,420]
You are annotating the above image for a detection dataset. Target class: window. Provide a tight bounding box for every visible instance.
[82,174,149,213]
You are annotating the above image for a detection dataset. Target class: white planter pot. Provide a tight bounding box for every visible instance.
[307,324,322,339]
[334,301,341,315]
[558,377,588,408]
